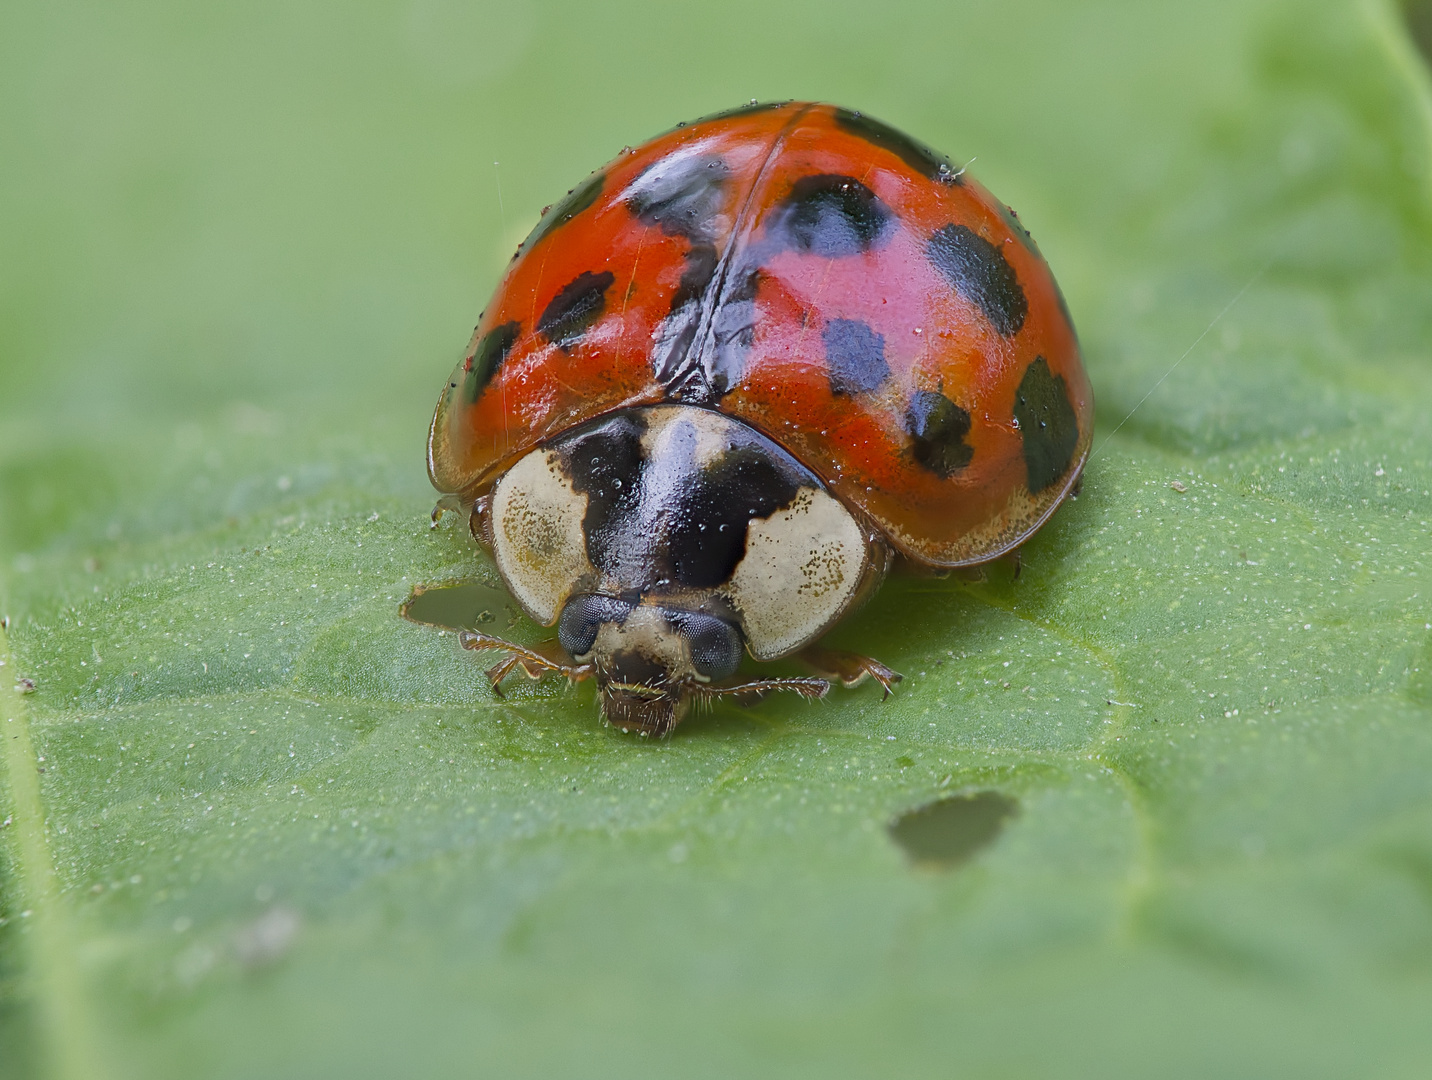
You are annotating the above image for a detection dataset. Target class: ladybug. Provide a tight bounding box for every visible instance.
[428,102,1092,735]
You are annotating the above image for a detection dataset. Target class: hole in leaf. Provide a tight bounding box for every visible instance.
[400,582,506,631]
[1407,0,1432,64]
[888,790,1018,868]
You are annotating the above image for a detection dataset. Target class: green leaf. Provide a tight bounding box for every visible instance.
[4,1,1432,1075]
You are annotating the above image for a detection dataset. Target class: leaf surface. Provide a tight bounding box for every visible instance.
[4,1,1432,1076]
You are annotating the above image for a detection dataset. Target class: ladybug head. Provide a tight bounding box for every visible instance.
[557,593,745,735]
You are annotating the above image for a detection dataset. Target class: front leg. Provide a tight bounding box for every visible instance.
[798,644,902,698]
[458,632,593,696]
[692,676,831,709]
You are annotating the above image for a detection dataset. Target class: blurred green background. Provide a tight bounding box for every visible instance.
[4,0,1432,1076]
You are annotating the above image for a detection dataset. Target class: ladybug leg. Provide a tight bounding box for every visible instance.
[429,494,467,528]
[798,645,903,699]
[468,494,493,546]
[692,677,830,709]
[458,632,593,695]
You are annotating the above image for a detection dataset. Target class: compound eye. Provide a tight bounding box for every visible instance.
[558,594,630,659]
[679,613,743,681]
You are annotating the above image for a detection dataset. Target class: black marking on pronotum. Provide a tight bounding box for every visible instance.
[626,152,730,240]
[833,108,961,184]
[927,224,1027,338]
[560,412,649,574]
[767,174,893,257]
[518,170,605,257]
[462,321,520,403]
[906,389,974,478]
[538,270,616,348]
[555,410,809,591]
[823,318,890,396]
[1012,356,1079,493]
[665,440,804,588]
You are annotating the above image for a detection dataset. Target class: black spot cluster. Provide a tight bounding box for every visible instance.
[1012,356,1079,493]
[927,224,1027,338]
[767,174,892,257]
[906,389,973,478]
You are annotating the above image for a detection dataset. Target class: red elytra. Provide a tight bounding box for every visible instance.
[429,101,1092,567]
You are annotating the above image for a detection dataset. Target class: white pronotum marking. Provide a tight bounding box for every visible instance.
[723,486,868,659]
[490,450,595,625]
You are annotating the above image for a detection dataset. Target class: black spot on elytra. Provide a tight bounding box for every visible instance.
[560,412,648,573]
[628,152,741,396]
[672,244,720,311]
[652,242,719,387]
[652,253,759,404]
[833,108,961,184]
[518,170,605,257]
[889,791,1018,868]
[462,321,520,403]
[703,265,762,399]
[823,318,889,395]
[927,224,1027,338]
[768,174,892,257]
[666,442,803,588]
[626,153,730,240]
[538,270,615,348]
[906,390,973,478]
[1012,356,1079,493]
